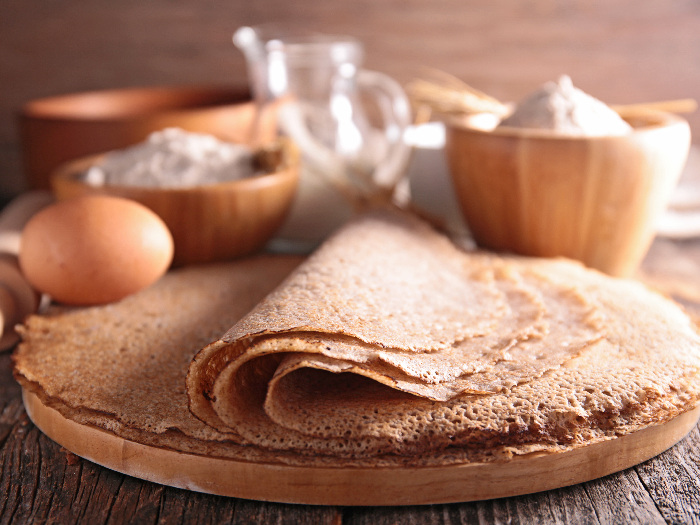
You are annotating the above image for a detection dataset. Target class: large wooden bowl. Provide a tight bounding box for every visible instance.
[19,85,257,190]
[50,141,299,266]
[445,111,691,277]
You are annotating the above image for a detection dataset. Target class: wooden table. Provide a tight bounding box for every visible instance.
[2,235,700,524]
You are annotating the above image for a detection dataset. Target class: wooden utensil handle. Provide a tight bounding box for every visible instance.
[0,191,54,254]
[0,191,54,350]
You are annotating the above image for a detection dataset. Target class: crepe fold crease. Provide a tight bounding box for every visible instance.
[13,210,700,466]
[186,211,700,459]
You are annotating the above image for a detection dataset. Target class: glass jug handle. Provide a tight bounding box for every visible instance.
[356,70,413,191]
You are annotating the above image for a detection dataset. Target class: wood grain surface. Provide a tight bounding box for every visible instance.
[2,235,700,524]
[2,0,700,197]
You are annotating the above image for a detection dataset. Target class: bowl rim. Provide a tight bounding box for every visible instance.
[20,85,252,123]
[445,109,689,140]
[50,142,299,196]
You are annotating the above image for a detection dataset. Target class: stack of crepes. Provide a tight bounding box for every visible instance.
[186,210,700,463]
[14,210,700,467]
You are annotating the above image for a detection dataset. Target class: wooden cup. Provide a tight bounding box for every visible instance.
[445,111,691,277]
[50,141,299,267]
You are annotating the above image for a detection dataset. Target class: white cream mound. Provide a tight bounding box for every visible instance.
[84,128,256,188]
[498,76,633,136]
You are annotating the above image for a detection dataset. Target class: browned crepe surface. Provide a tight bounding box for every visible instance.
[13,257,304,456]
[13,211,700,467]
[186,211,700,459]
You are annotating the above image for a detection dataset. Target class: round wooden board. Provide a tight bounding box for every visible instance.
[23,389,700,506]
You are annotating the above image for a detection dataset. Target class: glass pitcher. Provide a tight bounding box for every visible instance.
[234,25,412,251]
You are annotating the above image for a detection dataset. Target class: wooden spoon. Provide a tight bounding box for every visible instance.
[407,75,697,119]
[0,192,53,350]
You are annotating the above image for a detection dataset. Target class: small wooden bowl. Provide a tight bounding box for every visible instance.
[50,141,299,266]
[19,85,258,190]
[445,111,691,277]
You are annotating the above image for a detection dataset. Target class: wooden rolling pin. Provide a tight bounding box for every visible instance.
[0,191,54,350]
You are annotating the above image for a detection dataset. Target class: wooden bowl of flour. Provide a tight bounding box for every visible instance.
[445,110,691,277]
[50,140,299,266]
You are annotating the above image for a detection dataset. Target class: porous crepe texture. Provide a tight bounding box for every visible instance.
[13,212,700,468]
[13,257,304,451]
[187,211,700,460]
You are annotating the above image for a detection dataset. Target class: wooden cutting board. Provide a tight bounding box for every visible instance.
[22,389,700,506]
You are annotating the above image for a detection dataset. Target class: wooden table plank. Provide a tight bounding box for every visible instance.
[582,469,666,525]
[634,424,700,525]
[158,489,238,525]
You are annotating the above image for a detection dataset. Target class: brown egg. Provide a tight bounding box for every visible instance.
[19,195,174,305]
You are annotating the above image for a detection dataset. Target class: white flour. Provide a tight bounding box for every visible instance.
[498,76,632,136]
[84,128,255,188]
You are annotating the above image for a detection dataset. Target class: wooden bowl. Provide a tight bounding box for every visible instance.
[19,85,258,190]
[445,111,691,277]
[50,141,299,266]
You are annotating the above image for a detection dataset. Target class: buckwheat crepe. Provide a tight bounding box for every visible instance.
[186,211,700,459]
[13,211,700,467]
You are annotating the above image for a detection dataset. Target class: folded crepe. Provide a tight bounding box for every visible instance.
[13,210,700,468]
[186,211,700,460]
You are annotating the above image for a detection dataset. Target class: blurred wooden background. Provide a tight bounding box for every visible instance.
[1,0,699,198]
